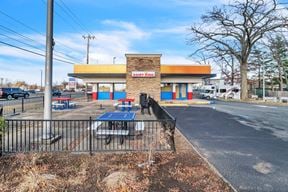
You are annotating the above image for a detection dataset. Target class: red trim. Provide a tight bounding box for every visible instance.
[110,92,113,100]
[188,92,193,100]
[92,92,97,100]
[172,92,176,100]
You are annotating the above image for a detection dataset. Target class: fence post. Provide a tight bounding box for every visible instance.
[171,119,176,152]
[0,119,4,156]
[21,98,24,113]
[0,105,3,117]
[89,116,92,156]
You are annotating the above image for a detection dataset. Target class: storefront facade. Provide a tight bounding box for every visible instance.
[68,54,213,101]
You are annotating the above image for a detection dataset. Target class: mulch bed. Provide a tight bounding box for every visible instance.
[0,131,233,192]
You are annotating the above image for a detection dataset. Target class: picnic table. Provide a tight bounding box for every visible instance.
[118,98,135,111]
[52,97,74,110]
[96,112,136,144]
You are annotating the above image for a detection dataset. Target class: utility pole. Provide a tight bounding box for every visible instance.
[43,0,54,139]
[40,69,43,91]
[82,35,95,64]
[0,78,3,87]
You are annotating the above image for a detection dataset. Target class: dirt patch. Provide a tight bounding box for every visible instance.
[0,131,233,192]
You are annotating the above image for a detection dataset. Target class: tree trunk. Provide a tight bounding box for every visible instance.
[283,70,288,91]
[258,65,261,88]
[240,62,248,100]
[279,69,283,91]
[231,57,235,86]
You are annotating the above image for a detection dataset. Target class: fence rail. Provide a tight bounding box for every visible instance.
[0,93,86,116]
[1,118,175,154]
[0,96,176,155]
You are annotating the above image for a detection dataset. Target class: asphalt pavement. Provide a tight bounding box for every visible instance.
[166,101,288,192]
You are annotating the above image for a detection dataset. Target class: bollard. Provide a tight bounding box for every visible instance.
[21,98,24,112]
[89,116,92,156]
[0,107,3,117]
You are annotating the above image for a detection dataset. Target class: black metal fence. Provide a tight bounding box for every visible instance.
[1,118,175,154]
[149,97,176,151]
[0,93,86,116]
[149,97,176,121]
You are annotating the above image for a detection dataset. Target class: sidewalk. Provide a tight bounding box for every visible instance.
[218,98,288,107]
[160,99,212,106]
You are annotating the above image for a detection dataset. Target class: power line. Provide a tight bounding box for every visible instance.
[0,7,82,61]
[57,0,91,34]
[0,28,78,62]
[0,40,74,64]
[0,9,44,36]
[0,24,45,48]
[0,24,79,62]
[0,32,44,51]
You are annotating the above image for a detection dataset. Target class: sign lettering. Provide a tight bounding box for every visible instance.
[131,71,156,78]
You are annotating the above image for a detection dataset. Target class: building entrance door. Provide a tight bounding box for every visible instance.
[175,84,187,100]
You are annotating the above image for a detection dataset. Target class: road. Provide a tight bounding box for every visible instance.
[166,101,288,192]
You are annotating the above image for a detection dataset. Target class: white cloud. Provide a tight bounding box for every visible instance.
[0,19,211,84]
[161,55,197,64]
[0,20,151,83]
[153,25,190,35]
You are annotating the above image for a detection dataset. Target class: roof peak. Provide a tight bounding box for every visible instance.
[125,53,162,58]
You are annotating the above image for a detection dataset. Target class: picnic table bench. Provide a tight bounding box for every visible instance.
[118,98,135,111]
[95,112,136,144]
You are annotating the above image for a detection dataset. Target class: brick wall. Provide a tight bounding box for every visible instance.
[126,54,161,103]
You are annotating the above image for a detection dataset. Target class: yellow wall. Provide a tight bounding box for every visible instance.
[74,64,126,74]
[74,64,211,75]
[161,65,211,74]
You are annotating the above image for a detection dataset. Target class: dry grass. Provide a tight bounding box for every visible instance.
[0,131,233,192]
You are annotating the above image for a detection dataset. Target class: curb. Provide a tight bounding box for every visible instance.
[160,103,189,107]
[160,101,212,106]
[176,128,238,192]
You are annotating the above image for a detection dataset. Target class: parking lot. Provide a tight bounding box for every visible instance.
[166,102,288,192]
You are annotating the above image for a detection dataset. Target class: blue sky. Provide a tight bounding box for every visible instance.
[0,0,284,85]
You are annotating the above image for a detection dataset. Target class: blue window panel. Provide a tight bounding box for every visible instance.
[161,92,172,100]
[98,92,110,100]
[114,92,126,100]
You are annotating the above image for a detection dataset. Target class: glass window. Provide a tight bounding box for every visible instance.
[98,84,111,92]
[220,89,227,93]
[161,83,172,92]
[114,84,126,92]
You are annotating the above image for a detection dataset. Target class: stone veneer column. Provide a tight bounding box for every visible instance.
[125,54,161,103]
[92,84,98,100]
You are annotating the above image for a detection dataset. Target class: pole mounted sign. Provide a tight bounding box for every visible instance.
[131,71,156,78]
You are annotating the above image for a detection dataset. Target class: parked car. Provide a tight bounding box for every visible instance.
[0,88,30,100]
[52,90,61,96]
[27,90,36,94]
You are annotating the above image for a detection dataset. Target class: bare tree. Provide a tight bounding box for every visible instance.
[267,34,288,91]
[189,0,288,100]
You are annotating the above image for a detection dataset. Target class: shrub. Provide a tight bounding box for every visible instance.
[0,117,4,136]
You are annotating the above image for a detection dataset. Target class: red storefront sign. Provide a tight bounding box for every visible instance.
[131,71,155,78]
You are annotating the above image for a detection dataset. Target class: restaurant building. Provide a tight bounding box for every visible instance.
[68,54,213,102]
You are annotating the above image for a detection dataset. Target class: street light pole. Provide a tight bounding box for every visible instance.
[113,57,116,64]
[43,0,54,139]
